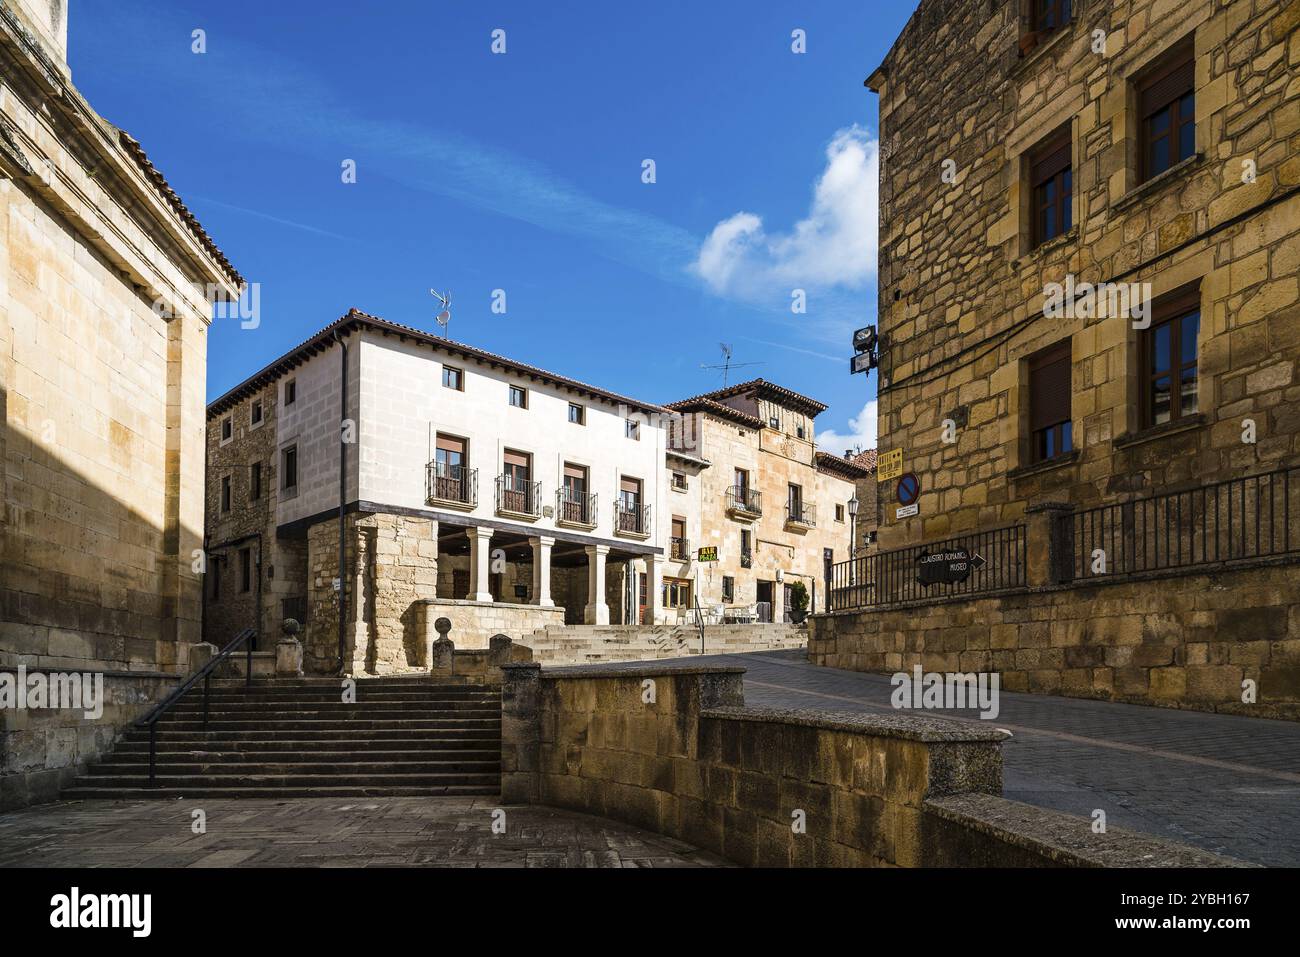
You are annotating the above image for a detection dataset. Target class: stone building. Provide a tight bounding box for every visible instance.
[0,0,242,806]
[812,0,1300,717]
[205,309,674,674]
[662,381,868,619]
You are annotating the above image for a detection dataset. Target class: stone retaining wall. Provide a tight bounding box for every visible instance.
[0,669,178,810]
[417,599,565,656]
[810,560,1300,720]
[500,663,1243,867]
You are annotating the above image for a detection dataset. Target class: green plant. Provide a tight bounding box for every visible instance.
[788,580,810,612]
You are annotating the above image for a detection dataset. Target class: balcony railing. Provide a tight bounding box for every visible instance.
[495,475,541,518]
[670,536,690,561]
[426,464,477,508]
[726,485,762,516]
[786,501,816,527]
[615,501,651,537]
[740,550,753,569]
[556,488,597,528]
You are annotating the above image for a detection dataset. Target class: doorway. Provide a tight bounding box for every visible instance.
[756,580,774,622]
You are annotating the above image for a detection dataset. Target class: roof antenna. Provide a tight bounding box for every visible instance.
[429,288,451,337]
[700,342,763,387]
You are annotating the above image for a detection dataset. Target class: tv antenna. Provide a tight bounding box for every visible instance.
[700,342,763,387]
[429,288,452,337]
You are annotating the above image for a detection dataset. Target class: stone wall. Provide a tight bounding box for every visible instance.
[870,0,1300,549]
[0,669,178,810]
[417,599,564,655]
[810,559,1300,720]
[500,663,1241,866]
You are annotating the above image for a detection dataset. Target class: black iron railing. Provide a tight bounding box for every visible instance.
[615,501,651,535]
[726,485,762,514]
[134,627,257,787]
[740,549,753,569]
[496,475,541,517]
[1066,465,1299,580]
[670,536,690,560]
[786,502,816,527]
[426,464,477,507]
[829,525,1028,610]
[557,488,596,526]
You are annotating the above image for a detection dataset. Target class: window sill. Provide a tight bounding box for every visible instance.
[1008,448,1080,481]
[1008,21,1074,77]
[1112,413,1206,450]
[1014,226,1077,269]
[555,516,597,531]
[1111,153,1205,215]
[671,486,689,494]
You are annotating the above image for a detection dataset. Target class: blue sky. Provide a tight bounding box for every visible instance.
[71,0,916,452]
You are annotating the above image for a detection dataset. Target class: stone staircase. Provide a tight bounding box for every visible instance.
[62,677,501,799]
[524,623,806,665]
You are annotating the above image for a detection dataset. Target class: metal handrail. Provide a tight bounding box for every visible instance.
[726,485,762,514]
[556,488,597,525]
[496,475,541,516]
[134,627,257,787]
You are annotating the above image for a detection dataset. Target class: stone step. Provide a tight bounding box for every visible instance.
[141,718,502,732]
[102,747,500,763]
[121,728,502,743]
[87,759,500,776]
[61,784,500,799]
[161,705,502,719]
[69,771,500,788]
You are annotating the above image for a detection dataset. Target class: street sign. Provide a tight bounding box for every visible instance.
[896,472,920,506]
[895,504,918,518]
[850,352,876,375]
[916,548,986,586]
[877,449,903,482]
[697,546,719,562]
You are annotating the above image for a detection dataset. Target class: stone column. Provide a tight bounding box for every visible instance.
[647,553,664,625]
[500,662,542,804]
[467,527,494,602]
[531,535,555,608]
[583,544,610,625]
[1025,502,1074,587]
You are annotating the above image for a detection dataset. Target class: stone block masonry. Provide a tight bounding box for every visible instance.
[500,663,1245,867]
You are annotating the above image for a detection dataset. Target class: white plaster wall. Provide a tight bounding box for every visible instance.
[356,331,666,549]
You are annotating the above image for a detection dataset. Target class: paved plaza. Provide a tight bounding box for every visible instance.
[0,797,727,868]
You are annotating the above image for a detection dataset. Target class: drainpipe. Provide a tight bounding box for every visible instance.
[334,331,348,675]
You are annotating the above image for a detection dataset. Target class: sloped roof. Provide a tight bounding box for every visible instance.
[207,308,673,419]
[815,450,874,480]
[667,378,828,419]
[849,448,878,472]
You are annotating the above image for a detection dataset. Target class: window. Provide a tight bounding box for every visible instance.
[835,504,845,522]
[1029,340,1073,462]
[618,476,644,532]
[1032,0,1071,34]
[281,445,298,490]
[250,462,262,501]
[796,424,805,439]
[210,559,221,600]
[722,576,735,603]
[501,449,533,513]
[220,417,232,443]
[434,434,470,502]
[560,462,590,523]
[662,577,693,610]
[568,403,584,425]
[1144,288,1200,427]
[734,468,749,494]
[509,385,528,408]
[671,471,687,491]
[625,418,640,440]
[769,416,780,429]
[239,547,252,593]
[221,475,231,512]
[1139,45,1195,182]
[787,483,803,519]
[284,379,297,405]
[1030,131,1072,247]
[740,529,752,567]
[442,366,464,391]
[251,399,263,426]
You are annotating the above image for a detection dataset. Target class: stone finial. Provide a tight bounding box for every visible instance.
[275,636,304,677]
[431,635,455,672]
[434,616,452,639]
[282,617,302,637]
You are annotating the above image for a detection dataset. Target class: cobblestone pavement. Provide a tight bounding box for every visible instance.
[0,798,728,868]
[684,649,1300,866]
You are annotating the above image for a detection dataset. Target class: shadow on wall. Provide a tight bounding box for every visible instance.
[0,386,202,673]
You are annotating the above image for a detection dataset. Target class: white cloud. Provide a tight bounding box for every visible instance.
[816,400,878,458]
[693,125,879,301]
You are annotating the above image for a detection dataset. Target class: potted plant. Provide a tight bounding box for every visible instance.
[787,580,810,624]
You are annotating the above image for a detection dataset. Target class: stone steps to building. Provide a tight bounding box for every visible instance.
[60,784,495,800]
[64,679,504,800]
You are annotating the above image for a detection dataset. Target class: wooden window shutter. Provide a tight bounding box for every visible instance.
[1029,342,1072,430]
[503,449,530,468]
[1140,54,1194,115]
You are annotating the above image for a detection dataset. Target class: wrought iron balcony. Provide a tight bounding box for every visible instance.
[786,501,816,527]
[670,536,690,561]
[615,501,651,538]
[556,488,597,528]
[495,475,542,518]
[426,464,477,509]
[740,549,753,569]
[725,485,762,517]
